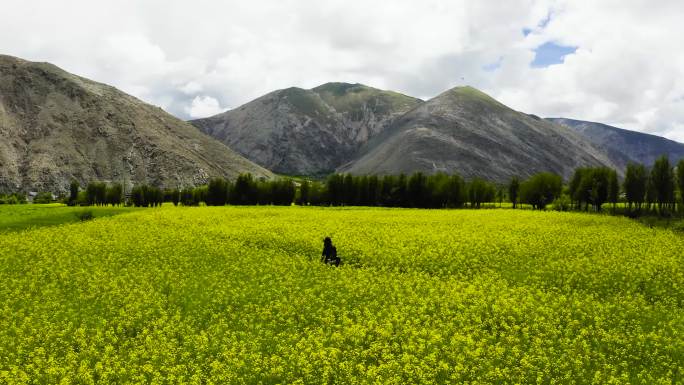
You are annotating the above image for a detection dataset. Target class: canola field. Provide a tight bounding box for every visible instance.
[1,206,683,384]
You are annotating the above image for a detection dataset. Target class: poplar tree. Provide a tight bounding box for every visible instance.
[508,177,520,209]
[650,156,675,215]
[623,163,647,213]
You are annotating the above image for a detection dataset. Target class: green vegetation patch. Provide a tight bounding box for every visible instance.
[0,204,137,232]
[1,207,682,383]
[315,83,420,117]
[280,87,335,124]
[450,86,509,110]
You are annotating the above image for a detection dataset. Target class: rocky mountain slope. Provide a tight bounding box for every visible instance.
[0,55,271,193]
[547,118,684,169]
[191,83,422,175]
[339,87,619,181]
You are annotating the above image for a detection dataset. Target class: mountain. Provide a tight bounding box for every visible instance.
[191,82,422,175]
[0,55,271,193]
[547,118,684,168]
[339,87,618,181]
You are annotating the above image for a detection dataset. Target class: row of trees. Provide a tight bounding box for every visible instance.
[554,156,682,216]
[514,173,563,210]
[321,173,479,208]
[56,155,684,217]
[179,172,557,210]
[202,175,296,206]
[126,175,297,208]
[568,167,619,212]
[67,181,124,206]
[620,156,684,215]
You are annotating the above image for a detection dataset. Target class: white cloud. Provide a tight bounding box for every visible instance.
[185,96,227,119]
[180,81,203,95]
[1,0,683,141]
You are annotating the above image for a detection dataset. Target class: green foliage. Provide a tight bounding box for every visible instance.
[68,180,79,206]
[520,172,562,210]
[230,174,258,205]
[1,207,682,383]
[0,193,27,205]
[0,204,135,232]
[106,183,123,206]
[445,174,467,208]
[568,167,618,212]
[33,192,54,204]
[651,155,675,214]
[207,178,230,206]
[407,172,428,208]
[313,83,419,117]
[83,181,123,206]
[467,178,495,209]
[180,187,196,206]
[624,163,648,212]
[75,209,94,222]
[678,159,684,209]
[508,177,520,208]
[85,182,107,206]
[297,180,311,205]
[552,195,572,211]
[281,87,336,124]
[325,173,467,208]
[267,179,296,206]
[130,185,163,207]
[163,189,181,206]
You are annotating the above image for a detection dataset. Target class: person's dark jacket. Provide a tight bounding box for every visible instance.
[321,245,339,266]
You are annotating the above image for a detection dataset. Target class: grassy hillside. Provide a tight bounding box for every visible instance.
[1,207,682,383]
[313,82,422,117]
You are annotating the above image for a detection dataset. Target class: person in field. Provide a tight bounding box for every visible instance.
[321,237,340,266]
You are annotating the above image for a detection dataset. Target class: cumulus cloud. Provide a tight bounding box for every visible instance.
[185,96,227,119]
[1,0,682,141]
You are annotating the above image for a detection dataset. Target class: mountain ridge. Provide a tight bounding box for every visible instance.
[5,52,681,191]
[0,54,272,193]
[339,86,620,181]
[547,117,684,169]
[190,82,423,175]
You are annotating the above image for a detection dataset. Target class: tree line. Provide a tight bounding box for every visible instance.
[39,155,684,217]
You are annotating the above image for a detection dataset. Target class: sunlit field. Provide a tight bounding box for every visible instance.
[1,206,683,384]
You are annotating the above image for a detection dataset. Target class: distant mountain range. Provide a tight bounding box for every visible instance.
[0,55,271,193]
[191,83,421,176]
[339,87,616,181]
[195,84,684,182]
[193,84,625,181]
[547,118,684,170]
[2,54,683,193]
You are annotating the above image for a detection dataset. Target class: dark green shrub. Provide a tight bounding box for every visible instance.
[76,210,94,222]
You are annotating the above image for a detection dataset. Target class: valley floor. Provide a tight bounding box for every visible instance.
[1,206,682,383]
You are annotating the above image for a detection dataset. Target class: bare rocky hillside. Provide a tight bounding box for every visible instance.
[191,83,422,175]
[548,117,684,169]
[0,55,271,193]
[340,87,620,181]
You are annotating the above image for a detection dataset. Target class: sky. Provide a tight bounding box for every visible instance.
[2,0,684,141]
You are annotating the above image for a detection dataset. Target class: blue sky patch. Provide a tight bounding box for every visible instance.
[532,42,577,68]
